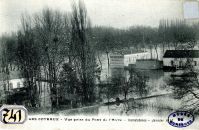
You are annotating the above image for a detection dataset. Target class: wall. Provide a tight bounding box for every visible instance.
[124,52,150,66]
[110,68,125,78]
[5,78,26,90]
[163,58,199,69]
[135,60,163,69]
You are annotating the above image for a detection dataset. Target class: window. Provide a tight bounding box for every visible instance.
[9,83,13,90]
[17,82,20,88]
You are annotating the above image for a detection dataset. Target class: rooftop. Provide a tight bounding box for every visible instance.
[163,50,199,58]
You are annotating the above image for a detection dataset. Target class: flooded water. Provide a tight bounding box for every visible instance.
[88,48,184,116]
[58,67,184,116]
[133,69,171,95]
[59,94,182,117]
[58,46,193,116]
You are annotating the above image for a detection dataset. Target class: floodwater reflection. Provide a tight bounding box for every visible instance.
[58,70,183,116]
[59,94,181,116]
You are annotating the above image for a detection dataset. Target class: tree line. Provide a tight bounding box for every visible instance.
[0,1,99,108]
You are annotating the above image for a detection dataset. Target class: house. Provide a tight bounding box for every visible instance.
[124,52,150,66]
[0,70,24,91]
[163,50,199,70]
[0,70,43,106]
[0,70,30,105]
[5,78,26,90]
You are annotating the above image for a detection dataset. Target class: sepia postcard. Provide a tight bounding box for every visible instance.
[0,0,199,130]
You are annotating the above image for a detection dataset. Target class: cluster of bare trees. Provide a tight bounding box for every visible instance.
[99,68,148,105]
[0,1,99,108]
[158,19,196,50]
[167,59,199,113]
[93,20,197,60]
[0,35,17,104]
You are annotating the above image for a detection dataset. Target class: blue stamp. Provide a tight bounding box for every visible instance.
[168,111,194,128]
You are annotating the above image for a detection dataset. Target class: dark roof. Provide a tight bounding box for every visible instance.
[163,50,199,58]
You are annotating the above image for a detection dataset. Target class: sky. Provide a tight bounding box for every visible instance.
[0,0,189,35]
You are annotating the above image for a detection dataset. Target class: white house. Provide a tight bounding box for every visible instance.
[124,52,150,66]
[163,50,199,70]
[5,78,26,90]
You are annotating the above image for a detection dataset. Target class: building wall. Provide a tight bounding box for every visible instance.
[163,58,199,69]
[124,52,150,66]
[5,78,26,90]
[110,68,125,78]
[110,54,124,68]
[136,60,163,69]
[109,54,124,79]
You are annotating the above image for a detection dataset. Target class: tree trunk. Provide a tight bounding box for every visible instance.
[154,44,159,60]
[106,51,110,77]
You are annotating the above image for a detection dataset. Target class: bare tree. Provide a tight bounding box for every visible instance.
[0,34,18,103]
[70,1,98,104]
[34,8,70,110]
[167,59,199,113]
[16,15,40,106]
[123,68,148,100]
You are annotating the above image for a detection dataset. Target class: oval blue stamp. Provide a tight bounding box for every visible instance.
[168,111,194,128]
